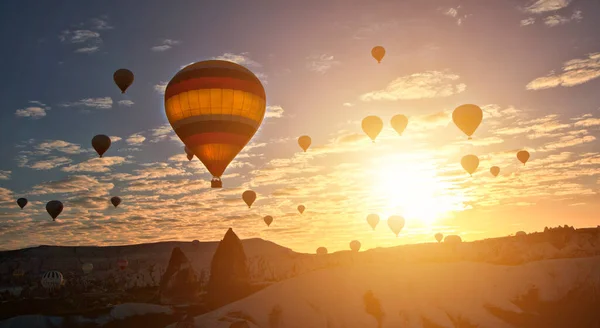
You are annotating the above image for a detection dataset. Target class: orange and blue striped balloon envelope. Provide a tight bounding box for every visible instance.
[165,60,266,180]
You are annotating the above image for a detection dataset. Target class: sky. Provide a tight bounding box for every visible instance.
[0,0,599,253]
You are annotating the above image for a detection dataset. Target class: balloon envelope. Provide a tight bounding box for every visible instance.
[41,271,63,290]
[82,263,93,274]
[367,214,380,230]
[298,135,311,152]
[387,215,405,236]
[435,233,443,243]
[371,46,385,63]
[92,135,111,158]
[297,205,305,214]
[242,190,257,208]
[362,116,383,142]
[517,150,530,165]
[110,196,121,208]
[16,198,27,209]
[164,60,266,186]
[461,154,479,176]
[490,166,500,177]
[390,115,408,136]
[263,215,273,227]
[350,240,361,252]
[113,69,134,93]
[316,247,328,255]
[444,235,462,244]
[452,104,483,139]
[46,200,63,220]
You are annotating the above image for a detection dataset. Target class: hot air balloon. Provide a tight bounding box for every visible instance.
[452,104,483,140]
[113,69,134,93]
[192,240,200,247]
[82,263,93,275]
[461,154,479,176]
[388,215,405,237]
[350,240,361,252]
[362,116,383,142]
[263,215,273,227]
[12,269,25,277]
[184,146,194,161]
[490,166,500,177]
[110,196,121,208]
[41,271,63,290]
[92,135,111,158]
[164,60,266,188]
[16,198,27,210]
[117,259,128,271]
[316,247,328,255]
[242,190,256,208]
[367,214,380,230]
[390,115,408,136]
[371,46,385,63]
[297,205,305,214]
[444,235,462,244]
[298,135,311,152]
[46,200,63,221]
[517,150,530,165]
[516,231,527,237]
[435,233,443,243]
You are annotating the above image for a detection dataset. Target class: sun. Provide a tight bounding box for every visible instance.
[371,155,465,227]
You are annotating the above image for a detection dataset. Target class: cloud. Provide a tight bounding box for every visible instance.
[126,133,146,145]
[265,105,284,119]
[342,103,354,107]
[61,156,128,173]
[442,6,469,26]
[35,140,84,155]
[61,97,113,109]
[74,46,99,54]
[29,175,114,196]
[15,101,51,119]
[524,0,572,14]
[213,52,261,67]
[118,100,134,107]
[520,17,536,26]
[28,157,73,170]
[306,54,341,74]
[526,53,600,90]
[151,39,181,52]
[109,136,122,142]
[154,82,168,95]
[90,16,113,30]
[360,71,467,101]
[0,171,10,180]
[58,17,112,54]
[543,10,582,27]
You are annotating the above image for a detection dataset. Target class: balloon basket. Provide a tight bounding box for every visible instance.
[211,179,222,188]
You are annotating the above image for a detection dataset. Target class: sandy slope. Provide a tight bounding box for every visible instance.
[179,256,600,328]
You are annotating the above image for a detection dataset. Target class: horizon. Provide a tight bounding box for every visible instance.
[0,0,599,254]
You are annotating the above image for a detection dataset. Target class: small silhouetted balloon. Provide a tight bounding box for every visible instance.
[113,69,134,93]
[298,135,311,152]
[350,240,361,252]
[453,104,483,139]
[490,166,500,177]
[517,150,530,165]
[362,116,383,142]
[461,154,479,176]
[46,200,63,221]
[92,135,111,158]
[263,215,273,227]
[367,214,380,230]
[435,233,443,243]
[297,205,305,214]
[16,198,28,209]
[388,215,405,237]
[110,196,121,208]
[371,46,386,63]
[242,190,256,208]
[316,247,328,255]
[390,115,408,136]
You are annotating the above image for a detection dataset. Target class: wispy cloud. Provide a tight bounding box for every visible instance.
[526,53,600,90]
[543,10,582,27]
[89,16,113,30]
[306,54,341,74]
[442,6,469,26]
[213,52,261,67]
[15,101,51,119]
[523,0,572,14]
[0,171,11,180]
[153,82,168,95]
[61,97,113,109]
[28,157,73,170]
[126,133,146,146]
[118,100,134,107]
[360,71,466,101]
[58,16,112,54]
[151,39,181,52]
[61,157,128,173]
[35,140,84,155]
[265,105,285,119]
[520,17,536,26]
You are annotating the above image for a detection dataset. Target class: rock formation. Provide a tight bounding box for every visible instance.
[159,247,199,305]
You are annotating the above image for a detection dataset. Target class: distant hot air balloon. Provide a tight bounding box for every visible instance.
[516,231,527,237]
[350,240,361,252]
[16,198,27,210]
[12,269,25,277]
[444,235,462,244]
[117,259,128,271]
[113,69,134,93]
[461,154,479,176]
[490,166,500,177]
[82,263,93,275]
[297,205,305,214]
[371,46,386,63]
[110,196,121,208]
[184,146,194,161]
[192,240,200,247]
[435,233,443,243]
[164,60,266,188]
[316,247,328,255]
[46,200,63,221]
[41,271,63,290]
[390,115,408,136]
[298,135,312,152]
[242,190,257,208]
[387,215,405,237]
[517,150,530,165]
[92,135,111,158]
[362,116,383,142]
[452,104,483,140]
[263,215,273,227]
[367,214,380,230]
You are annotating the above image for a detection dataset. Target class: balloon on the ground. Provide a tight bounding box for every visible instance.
[16,198,27,209]
[367,214,380,230]
[435,233,443,243]
[46,200,63,221]
[110,196,121,208]
[298,135,311,152]
[113,69,134,93]
[362,116,383,142]
[316,247,328,255]
[41,271,63,290]
[490,166,500,177]
[297,205,305,214]
[390,115,408,136]
[350,240,361,252]
[242,190,257,208]
[517,150,530,165]
[461,154,479,176]
[82,263,93,275]
[452,104,483,139]
[92,135,111,158]
[388,215,405,237]
[444,235,462,244]
[371,46,385,63]
[263,215,273,227]
[164,60,266,188]
[117,259,128,271]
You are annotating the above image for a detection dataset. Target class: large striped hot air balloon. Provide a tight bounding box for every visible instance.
[164,60,266,188]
